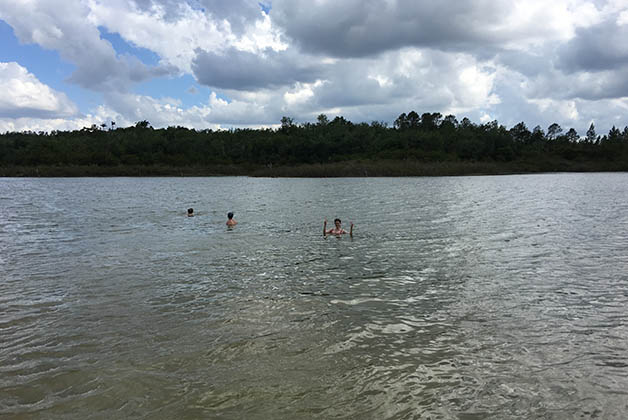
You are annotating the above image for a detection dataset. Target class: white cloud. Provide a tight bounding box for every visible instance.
[0,102,118,133]
[1,0,628,135]
[306,49,501,118]
[453,62,501,111]
[497,0,603,46]
[0,0,175,92]
[232,13,288,53]
[86,0,227,72]
[0,62,78,119]
[86,0,284,73]
[100,91,284,129]
[528,98,580,121]
[283,82,319,106]
[480,113,493,123]
[270,0,600,57]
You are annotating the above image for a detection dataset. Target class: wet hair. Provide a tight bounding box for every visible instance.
[187,208,194,214]
[227,212,234,219]
[334,218,341,224]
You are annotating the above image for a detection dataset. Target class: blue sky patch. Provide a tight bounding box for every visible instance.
[1,20,74,88]
[98,26,160,66]
[259,3,271,14]
[0,19,102,115]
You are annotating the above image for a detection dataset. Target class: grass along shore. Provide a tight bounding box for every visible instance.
[1,159,626,178]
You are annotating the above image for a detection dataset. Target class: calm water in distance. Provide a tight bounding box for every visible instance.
[1,174,628,419]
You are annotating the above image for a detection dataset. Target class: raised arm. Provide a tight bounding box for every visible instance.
[323,219,327,236]
[350,222,354,237]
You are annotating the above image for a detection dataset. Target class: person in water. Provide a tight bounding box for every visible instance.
[324,218,353,237]
[226,212,237,226]
[187,208,194,217]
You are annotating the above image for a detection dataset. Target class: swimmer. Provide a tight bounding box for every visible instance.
[226,212,237,227]
[187,208,194,217]
[324,218,353,237]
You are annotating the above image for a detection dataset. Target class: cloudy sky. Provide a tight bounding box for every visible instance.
[1,0,628,135]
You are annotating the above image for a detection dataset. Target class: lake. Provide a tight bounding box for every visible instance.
[1,174,628,419]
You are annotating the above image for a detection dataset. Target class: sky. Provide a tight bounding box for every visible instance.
[1,0,628,135]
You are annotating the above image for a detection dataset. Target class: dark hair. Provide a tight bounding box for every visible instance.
[227,212,234,219]
[187,208,193,214]
[334,218,341,224]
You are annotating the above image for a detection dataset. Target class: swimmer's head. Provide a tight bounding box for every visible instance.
[227,212,234,219]
[187,208,194,215]
[334,218,341,227]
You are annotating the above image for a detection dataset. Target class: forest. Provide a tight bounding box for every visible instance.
[1,112,627,176]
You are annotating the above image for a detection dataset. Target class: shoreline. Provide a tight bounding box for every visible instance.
[1,160,626,177]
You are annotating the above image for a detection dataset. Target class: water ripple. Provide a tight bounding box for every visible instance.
[1,175,628,418]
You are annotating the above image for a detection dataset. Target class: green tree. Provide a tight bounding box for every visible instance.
[280,116,295,133]
[607,126,621,143]
[586,123,596,143]
[547,123,563,140]
[531,125,546,143]
[421,112,442,130]
[510,122,531,143]
[394,113,408,130]
[316,114,329,126]
[407,111,420,128]
[460,117,474,129]
[564,128,579,143]
[442,114,458,129]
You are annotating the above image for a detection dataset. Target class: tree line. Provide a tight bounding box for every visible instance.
[1,112,628,172]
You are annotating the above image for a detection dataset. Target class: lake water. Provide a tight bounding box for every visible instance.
[1,174,628,419]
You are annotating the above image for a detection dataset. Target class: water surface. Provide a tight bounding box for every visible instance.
[1,174,628,419]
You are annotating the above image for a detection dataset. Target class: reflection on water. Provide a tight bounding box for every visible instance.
[1,174,628,419]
